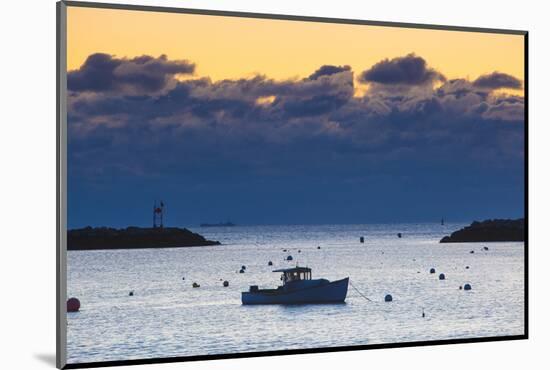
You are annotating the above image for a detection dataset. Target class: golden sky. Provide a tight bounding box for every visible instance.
[67,6,524,91]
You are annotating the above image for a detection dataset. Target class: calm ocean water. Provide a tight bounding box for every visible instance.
[66,223,525,364]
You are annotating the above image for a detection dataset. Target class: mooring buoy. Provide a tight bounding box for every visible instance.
[268,261,273,266]
[67,297,80,312]
[239,269,245,273]
[430,268,436,274]
[223,280,229,287]
[129,291,134,296]
[192,282,200,288]
[360,236,365,243]
[384,294,393,302]
[464,283,472,291]
[286,255,293,261]
[397,233,402,238]
[439,273,446,280]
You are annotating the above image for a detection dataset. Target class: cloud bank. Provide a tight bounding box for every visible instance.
[67,53,524,226]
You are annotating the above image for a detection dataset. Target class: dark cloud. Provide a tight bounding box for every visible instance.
[67,55,524,227]
[68,53,195,94]
[473,72,522,90]
[68,56,523,201]
[67,56,524,153]
[359,53,445,86]
[308,65,351,80]
[68,63,524,184]
[162,68,356,119]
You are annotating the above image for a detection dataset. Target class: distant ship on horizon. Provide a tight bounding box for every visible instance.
[200,221,236,227]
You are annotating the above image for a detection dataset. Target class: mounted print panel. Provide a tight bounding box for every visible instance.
[57,1,527,368]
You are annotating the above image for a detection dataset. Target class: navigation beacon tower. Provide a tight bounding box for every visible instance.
[153,200,165,228]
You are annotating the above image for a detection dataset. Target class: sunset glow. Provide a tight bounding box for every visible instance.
[67,6,524,96]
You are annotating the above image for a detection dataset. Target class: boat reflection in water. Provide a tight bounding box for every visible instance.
[241,266,349,305]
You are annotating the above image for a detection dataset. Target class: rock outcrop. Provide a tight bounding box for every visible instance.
[440,218,524,243]
[68,226,221,250]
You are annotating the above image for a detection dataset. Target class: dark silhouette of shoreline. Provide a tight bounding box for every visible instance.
[68,226,221,250]
[440,218,524,243]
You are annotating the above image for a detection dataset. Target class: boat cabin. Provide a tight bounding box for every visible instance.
[273,267,312,284]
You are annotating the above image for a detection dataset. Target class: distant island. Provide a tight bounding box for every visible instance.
[68,226,221,250]
[200,222,236,227]
[440,218,524,243]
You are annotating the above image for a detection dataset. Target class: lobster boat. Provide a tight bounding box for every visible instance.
[241,266,349,305]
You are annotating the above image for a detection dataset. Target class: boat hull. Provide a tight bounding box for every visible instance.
[241,277,349,305]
